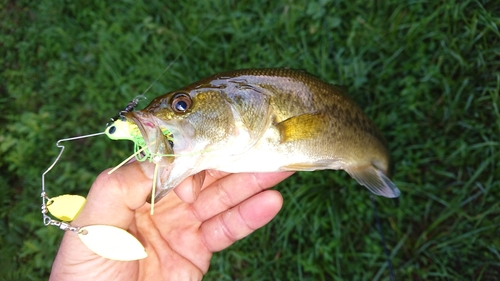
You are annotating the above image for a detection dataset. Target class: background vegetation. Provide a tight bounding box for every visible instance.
[1,0,499,279]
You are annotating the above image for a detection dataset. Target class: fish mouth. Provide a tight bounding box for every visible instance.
[124,111,176,204]
[123,111,175,159]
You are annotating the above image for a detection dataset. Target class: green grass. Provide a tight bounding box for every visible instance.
[1,0,499,279]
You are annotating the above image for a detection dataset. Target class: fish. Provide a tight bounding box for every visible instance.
[109,68,400,202]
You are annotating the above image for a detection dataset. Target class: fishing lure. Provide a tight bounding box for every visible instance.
[40,97,173,261]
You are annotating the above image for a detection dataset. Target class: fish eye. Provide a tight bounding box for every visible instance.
[171,92,192,113]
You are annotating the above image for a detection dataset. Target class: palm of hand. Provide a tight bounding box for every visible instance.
[50,161,292,281]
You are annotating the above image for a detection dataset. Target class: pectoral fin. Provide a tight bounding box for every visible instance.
[345,165,400,198]
[275,113,325,143]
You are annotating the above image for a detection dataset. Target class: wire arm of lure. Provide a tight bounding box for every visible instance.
[41,132,106,227]
[40,130,149,261]
[41,132,106,194]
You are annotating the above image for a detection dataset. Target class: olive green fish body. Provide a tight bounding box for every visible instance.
[125,68,400,202]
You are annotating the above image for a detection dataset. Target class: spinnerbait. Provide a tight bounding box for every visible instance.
[38,96,163,261]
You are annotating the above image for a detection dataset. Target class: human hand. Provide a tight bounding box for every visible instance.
[49,161,293,280]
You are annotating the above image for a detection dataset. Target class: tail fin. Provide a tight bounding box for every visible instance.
[345,165,400,198]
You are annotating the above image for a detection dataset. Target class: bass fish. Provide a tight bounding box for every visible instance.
[108,68,400,202]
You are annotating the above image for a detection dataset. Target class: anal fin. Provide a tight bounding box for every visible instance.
[281,160,335,171]
[345,165,400,198]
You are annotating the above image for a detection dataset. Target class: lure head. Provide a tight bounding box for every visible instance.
[105,118,174,162]
[105,117,175,207]
[105,119,138,141]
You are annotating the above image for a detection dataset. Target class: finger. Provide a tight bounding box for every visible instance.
[173,171,206,203]
[173,170,233,203]
[72,161,153,228]
[192,172,294,221]
[202,170,232,189]
[200,190,283,252]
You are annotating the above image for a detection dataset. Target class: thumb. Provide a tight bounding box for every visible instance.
[72,160,153,229]
[51,161,154,276]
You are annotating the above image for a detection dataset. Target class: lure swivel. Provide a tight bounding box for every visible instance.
[107,95,147,127]
[122,95,146,114]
